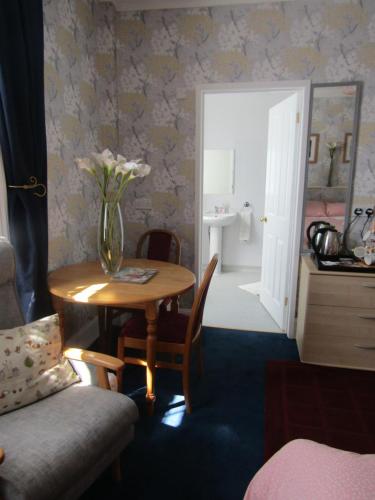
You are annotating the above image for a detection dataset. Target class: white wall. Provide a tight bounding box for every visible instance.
[202,91,291,268]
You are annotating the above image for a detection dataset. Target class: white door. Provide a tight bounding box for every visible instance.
[260,93,300,330]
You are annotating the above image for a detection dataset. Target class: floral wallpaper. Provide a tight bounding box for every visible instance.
[43,0,375,329]
[43,0,117,333]
[44,0,117,271]
[307,93,356,202]
[115,0,375,271]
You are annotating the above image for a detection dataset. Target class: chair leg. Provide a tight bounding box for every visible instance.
[182,359,192,414]
[116,338,125,394]
[116,368,123,393]
[112,456,122,482]
[117,336,124,360]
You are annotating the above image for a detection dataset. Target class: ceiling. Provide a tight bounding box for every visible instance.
[106,0,301,12]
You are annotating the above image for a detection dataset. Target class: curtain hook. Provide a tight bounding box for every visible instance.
[8,176,46,198]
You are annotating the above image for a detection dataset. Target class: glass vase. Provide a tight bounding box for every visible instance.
[97,201,124,275]
[327,156,336,187]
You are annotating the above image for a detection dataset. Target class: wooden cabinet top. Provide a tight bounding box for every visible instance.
[301,255,375,278]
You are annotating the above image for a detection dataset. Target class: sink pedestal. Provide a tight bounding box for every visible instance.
[209,226,223,274]
[203,212,237,275]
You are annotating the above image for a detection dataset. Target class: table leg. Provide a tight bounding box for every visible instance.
[145,301,158,415]
[51,295,65,346]
[97,306,113,354]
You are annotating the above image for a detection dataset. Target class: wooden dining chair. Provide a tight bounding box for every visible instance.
[106,230,181,336]
[136,229,181,313]
[117,254,218,413]
[136,229,181,264]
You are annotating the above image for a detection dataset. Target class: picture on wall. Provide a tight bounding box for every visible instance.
[308,134,320,164]
[343,133,352,163]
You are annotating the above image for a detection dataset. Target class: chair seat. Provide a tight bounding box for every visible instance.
[120,311,189,344]
[0,384,138,500]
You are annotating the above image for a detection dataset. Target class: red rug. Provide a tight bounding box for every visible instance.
[265,360,375,461]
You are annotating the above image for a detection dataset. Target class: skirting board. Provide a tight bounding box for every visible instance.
[222,265,261,273]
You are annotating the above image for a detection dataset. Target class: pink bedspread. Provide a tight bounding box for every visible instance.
[306,201,345,217]
[244,439,375,500]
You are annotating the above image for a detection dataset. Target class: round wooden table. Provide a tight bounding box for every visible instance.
[48,259,196,413]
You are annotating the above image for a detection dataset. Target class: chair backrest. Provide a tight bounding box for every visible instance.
[185,254,218,349]
[136,229,181,264]
[0,238,24,329]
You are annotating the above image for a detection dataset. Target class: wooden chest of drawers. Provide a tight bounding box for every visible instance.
[296,256,375,371]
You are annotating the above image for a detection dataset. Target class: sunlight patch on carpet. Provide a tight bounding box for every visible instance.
[162,395,185,428]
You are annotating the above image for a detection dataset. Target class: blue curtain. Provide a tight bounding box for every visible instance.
[0,0,52,321]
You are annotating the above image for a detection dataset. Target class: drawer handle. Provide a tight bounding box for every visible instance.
[357,314,375,320]
[354,344,375,350]
[362,283,375,288]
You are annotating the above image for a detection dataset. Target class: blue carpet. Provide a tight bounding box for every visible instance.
[82,328,298,500]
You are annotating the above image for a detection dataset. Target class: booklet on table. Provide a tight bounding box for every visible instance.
[110,267,158,284]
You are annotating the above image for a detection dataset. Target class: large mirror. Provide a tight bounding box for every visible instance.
[302,82,362,250]
[203,149,234,195]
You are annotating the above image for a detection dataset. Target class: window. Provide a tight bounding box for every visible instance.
[0,150,9,240]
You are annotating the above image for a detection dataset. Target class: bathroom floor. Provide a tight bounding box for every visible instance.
[203,269,282,333]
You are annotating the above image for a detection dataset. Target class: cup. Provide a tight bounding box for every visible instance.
[364,254,375,265]
[353,246,366,258]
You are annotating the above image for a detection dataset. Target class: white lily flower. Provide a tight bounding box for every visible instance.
[124,161,139,170]
[91,149,117,172]
[115,162,133,176]
[117,154,127,163]
[115,154,128,176]
[132,163,151,178]
[76,149,151,204]
[75,157,96,175]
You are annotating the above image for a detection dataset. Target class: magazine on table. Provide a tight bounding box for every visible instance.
[111,267,158,284]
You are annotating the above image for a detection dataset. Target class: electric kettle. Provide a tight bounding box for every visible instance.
[311,227,341,260]
[306,220,332,249]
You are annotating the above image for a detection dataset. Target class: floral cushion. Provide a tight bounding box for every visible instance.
[0,314,80,415]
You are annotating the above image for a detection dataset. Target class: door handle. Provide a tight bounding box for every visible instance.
[260,216,268,223]
[354,344,375,350]
[357,314,375,320]
[362,283,375,288]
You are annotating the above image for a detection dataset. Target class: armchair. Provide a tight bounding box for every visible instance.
[0,239,138,500]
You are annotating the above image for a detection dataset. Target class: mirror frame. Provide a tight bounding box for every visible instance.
[301,81,363,252]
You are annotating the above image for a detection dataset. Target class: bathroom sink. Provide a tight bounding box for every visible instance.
[203,212,237,274]
[203,213,237,227]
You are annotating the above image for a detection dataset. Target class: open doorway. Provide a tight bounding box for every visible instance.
[195,82,310,337]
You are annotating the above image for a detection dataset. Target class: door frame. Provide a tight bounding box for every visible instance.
[195,80,311,338]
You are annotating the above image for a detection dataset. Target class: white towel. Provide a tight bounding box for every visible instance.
[239,208,252,241]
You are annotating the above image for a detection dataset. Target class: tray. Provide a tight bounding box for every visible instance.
[315,255,375,273]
